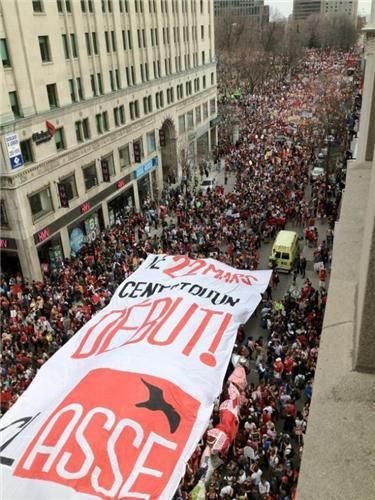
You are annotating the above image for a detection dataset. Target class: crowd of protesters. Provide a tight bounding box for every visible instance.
[0,48,361,499]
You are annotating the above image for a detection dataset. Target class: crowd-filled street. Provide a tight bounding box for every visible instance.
[1,47,361,500]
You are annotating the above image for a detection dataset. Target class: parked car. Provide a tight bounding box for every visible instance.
[310,166,325,182]
[200,177,216,193]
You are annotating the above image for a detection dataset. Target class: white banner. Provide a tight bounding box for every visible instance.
[0,255,271,500]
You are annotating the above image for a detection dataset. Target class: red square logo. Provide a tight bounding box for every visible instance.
[15,369,200,498]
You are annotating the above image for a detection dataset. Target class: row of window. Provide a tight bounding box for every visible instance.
[178,98,216,133]
[0,33,211,69]
[16,95,216,171]
[7,69,215,118]
[12,133,157,223]
[32,0,208,16]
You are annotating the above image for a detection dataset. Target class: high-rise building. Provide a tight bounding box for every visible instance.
[293,0,322,20]
[0,0,218,280]
[214,0,269,25]
[321,0,358,19]
[294,0,359,20]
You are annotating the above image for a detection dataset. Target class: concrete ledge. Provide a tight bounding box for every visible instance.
[297,160,375,499]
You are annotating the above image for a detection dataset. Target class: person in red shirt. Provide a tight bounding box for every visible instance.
[273,357,284,382]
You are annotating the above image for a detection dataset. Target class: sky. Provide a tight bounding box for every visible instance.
[264,0,372,19]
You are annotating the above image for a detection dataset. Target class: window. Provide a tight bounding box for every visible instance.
[0,200,9,228]
[115,69,121,89]
[127,30,132,49]
[81,0,86,12]
[69,77,78,102]
[147,131,156,154]
[29,187,53,221]
[92,32,98,54]
[83,164,98,190]
[203,102,208,120]
[0,39,11,67]
[203,75,206,89]
[210,98,216,115]
[103,111,109,131]
[187,110,194,129]
[20,139,33,163]
[211,72,214,85]
[119,105,125,124]
[97,73,104,94]
[129,100,139,120]
[75,121,83,142]
[38,36,51,62]
[88,0,94,12]
[70,34,78,57]
[76,119,90,142]
[114,107,120,126]
[111,31,116,51]
[102,0,106,12]
[62,34,69,59]
[105,31,110,52]
[201,51,205,65]
[85,33,92,55]
[96,113,103,134]
[32,0,43,12]
[9,91,21,117]
[201,25,204,39]
[102,154,115,177]
[65,0,71,13]
[55,127,65,150]
[76,77,83,100]
[82,118,90,139]
[46,83,58,109]
[91,74,97,95]
[119,144,131,169]
[57,0,63,12]
[178,115,185,134]
[195,105,201,124]
[122,30,127,49]
[109,70,115,91]
[59,174,77,201]
[108,0,112,12]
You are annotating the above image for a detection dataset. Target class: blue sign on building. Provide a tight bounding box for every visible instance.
[135,156,159,178]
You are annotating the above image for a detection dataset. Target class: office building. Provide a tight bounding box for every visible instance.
[321,0,358,19]
[214,0,269,25]
[293,0,322,20]
[0,0,218,280]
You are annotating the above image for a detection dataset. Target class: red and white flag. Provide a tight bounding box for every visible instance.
[46,120,56,137]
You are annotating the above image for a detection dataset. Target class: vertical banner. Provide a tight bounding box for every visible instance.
[159,128,166,147]
[0,255,271,500]
[101,158,110,182]
[57,183,69,208]
[133,141,141,163]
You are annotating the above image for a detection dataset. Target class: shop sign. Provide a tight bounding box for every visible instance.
[135,156,159,178]
[116,178,126,189]
[80,201,91,214]
[5,133,24,170]
[0,238,17,250]
[37,228,50,243]
[32,121,56,146]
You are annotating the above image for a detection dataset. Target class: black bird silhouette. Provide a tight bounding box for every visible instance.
[136,378,181,433]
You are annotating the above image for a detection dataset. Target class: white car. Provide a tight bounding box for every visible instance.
[310,166,325,182]
[200,177,216,193]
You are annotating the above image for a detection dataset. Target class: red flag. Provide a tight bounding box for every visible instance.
[46,120,56,137]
